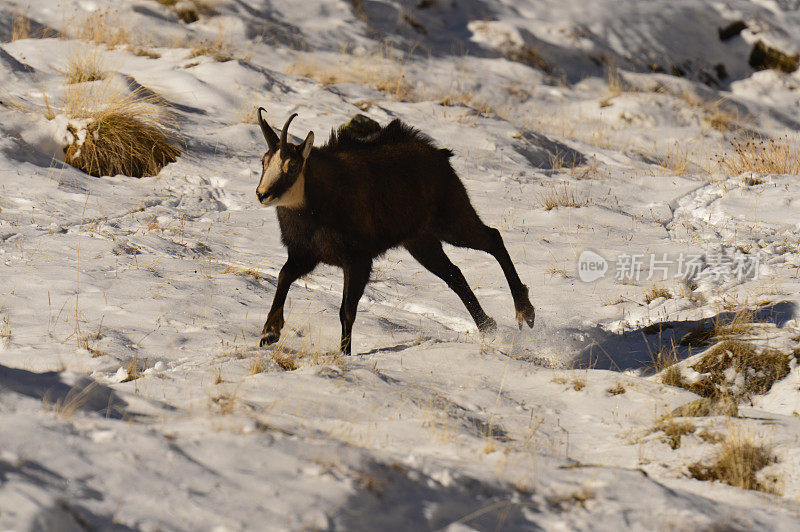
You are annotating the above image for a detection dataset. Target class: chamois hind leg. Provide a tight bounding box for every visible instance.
[439,214,535,329]
[261,254,318,347]
[340,260,372,355]
[404,237,496,333]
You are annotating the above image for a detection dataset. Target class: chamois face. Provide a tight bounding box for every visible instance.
[255,109,313,209]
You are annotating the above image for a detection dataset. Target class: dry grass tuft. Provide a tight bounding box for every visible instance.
[69,8,133,47]
[539,185,585,210]
[680,320,714,347]
[222,265,263,280]
[657,141,693,175]
[121,356,144,382]
[644,285,672,304]
[12,10,31,41]
[237,103,259,124]
[131,46,162,59]
[689,430,778,493]
[716,134,800,176]
[599,68,626,107]
[702,101,741,132]
[661,364,685,388]
[438,90,496,116]
[664,339,793,402]
[665,396,738,418]
[272,350,299,371]
[0,316,11,348]
[153,0,217,23]
[690,341,792,399]
[712,308,754,338]
[61,82,179,178]
[189,31,234,62]
[651,345,680,377]
[64,48,106,84]
[657,419,695,449]
[212,392,237,414]
[45,381,102,419]
[571,378,586,391]
[249,356,267,375]
[606,382,626,395]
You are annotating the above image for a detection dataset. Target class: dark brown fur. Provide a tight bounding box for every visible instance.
[257,112,535,354]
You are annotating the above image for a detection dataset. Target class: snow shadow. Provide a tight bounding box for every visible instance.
[333,461,538,531]
[29,502,136,532]
[570,301,796,373]
[0,365,128,419]
[0,11,59,43]
[514,130,586,170]
[0,456,135,531]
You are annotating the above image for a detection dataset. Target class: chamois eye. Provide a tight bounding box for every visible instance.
[288,160,300,173]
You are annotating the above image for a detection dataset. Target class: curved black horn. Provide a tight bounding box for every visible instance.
[257,107,279,151]
[280,113,298,150]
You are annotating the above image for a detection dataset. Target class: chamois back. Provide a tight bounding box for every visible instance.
[321,119,454,158]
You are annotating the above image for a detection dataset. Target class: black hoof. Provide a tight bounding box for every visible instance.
[478,316,497,334]
[516,305,535,329]
[260,332,280,347]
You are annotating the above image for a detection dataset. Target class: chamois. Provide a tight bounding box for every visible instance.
[255,108,535,355]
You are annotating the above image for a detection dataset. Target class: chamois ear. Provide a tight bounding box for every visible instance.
[301,131,314,159]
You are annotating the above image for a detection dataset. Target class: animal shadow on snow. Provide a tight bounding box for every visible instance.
[570,301,795,373]
[0,364,129,419]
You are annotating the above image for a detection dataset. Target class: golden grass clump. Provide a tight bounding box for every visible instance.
[716,134,800,176]
[438,92,495,116]
[661,364,684,388]
[70,8,132,47]
[249,356,267,375]
[120,356,144,382]
[539,185,585,210]
[701,100,741,132]
[64,48,106,84]
[12,10,31,41]
[657,141,693,175]
[664,340,792,402]
[272,350,299,371]
[691,341,792,398]
[644,285,672,304]
[0,316,11,348]
[62,83,179,178]
[712,307,755,338]
[153,0,217,23]
[689,431,778,493]
[665,396,738,418]
[131,46,162,59]
[657,419,695,449]
[190,34,234,62]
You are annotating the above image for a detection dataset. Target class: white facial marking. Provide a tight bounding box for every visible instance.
[256,150,306,209]
[256,151,283,198]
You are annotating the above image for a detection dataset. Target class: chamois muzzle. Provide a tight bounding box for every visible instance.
[256,190,270,204]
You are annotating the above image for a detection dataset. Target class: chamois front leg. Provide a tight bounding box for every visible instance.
[261,254,318,347]
[339,260,372,355]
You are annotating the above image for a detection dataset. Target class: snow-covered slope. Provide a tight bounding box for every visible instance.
[2,0,800,529]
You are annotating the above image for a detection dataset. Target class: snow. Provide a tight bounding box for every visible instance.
[2,0,800,529]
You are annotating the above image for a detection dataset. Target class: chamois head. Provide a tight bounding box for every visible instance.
[256,108,314,209]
